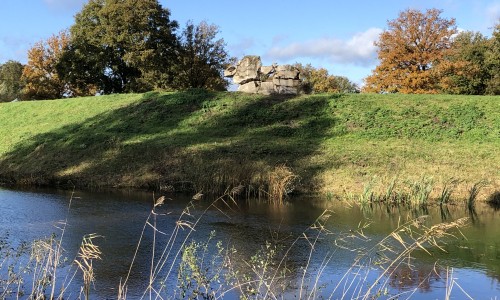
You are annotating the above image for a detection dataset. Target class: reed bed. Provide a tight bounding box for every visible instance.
[346,176,490,209]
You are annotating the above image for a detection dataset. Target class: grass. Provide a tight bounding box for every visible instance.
[0,91,499,198]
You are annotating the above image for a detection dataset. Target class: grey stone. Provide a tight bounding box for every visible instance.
[259,82,275,95]
[273,78,301,87]
[260,65,275,75]
[225,55,302,95]
[275,65,299,79]
[232,56,262,84]
[275,85,299,95]
[224,66,237,77]
[238,81,261,93]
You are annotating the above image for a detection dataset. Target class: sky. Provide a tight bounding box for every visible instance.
[1,0,499,85]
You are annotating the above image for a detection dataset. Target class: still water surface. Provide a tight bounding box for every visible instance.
[0,187,499,299]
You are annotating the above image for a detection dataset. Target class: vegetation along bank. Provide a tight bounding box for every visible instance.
[0,90,498,199]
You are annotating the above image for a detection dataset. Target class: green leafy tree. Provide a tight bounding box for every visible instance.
[364,9,457,94]
[485,23,500,95]
[0,60,24,102]
[436,31,491,95]
[332,76,360,93]
[173,21,231,91]
[58,0,179,94]
[294,63,359,93]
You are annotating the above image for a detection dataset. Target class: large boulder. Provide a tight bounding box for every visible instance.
[232,56,262,84]
[275,85,299,95]
[275,65,299,79]
[224,65,237,77]
[225,55,302,95]
[238,81,277,95]
[259,82,275,95]
[238,81,261,93]
[273,78,301,87]
[260,65,276,76]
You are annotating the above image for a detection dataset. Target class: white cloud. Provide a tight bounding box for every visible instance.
[265,27,383,67]
[486,3,500,24]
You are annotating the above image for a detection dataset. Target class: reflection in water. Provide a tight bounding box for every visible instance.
[439,204,453,221]
[387,263,441,293]
[0,188,499,299]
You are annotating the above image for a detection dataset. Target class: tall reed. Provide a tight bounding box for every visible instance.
[74,234,102,300]
[267,165,299,203]
[466,180,487,210]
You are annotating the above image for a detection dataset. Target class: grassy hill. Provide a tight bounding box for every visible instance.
[0,90,499,198]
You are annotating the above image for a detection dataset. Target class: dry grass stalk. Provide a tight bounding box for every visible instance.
[74,234,102,300]
[268,165,299,203]
[336,216,470,299]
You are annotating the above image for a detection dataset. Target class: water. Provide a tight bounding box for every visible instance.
[1,187,499,299]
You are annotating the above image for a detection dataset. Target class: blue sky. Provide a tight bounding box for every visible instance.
[1,0,499,85]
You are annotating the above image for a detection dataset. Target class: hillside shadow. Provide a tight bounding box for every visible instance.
[0,91,342,192]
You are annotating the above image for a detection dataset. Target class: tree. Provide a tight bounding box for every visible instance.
[173,21,231,91]
[58,0,179,94]
[485,23,500,95]
[22,31,73,100]
[364,8,457,94]
[0,60,24,102]
[294,63,359,94]
[436,31,491,95]
[334,76,360,93]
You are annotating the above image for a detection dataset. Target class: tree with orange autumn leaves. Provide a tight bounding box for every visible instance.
[22,31,92,100]
[364,9,457,94]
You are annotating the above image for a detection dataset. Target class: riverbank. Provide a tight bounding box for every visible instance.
[0,90,499,199]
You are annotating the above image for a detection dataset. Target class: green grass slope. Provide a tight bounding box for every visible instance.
[0,90,499,197]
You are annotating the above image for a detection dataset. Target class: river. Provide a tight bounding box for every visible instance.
[0,187,499,299]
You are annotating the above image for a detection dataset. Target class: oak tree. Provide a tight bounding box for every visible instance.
[364,8,457,94]
[22,31,73,100]
[58,0,179,94]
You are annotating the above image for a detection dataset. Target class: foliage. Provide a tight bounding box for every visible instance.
[177,231,234,299]
[0,60,24,102]
[364,8,457,94]
[436,31,491,95]
[22,31,73,100]
[173,21,231,91]
[58,0,179,94]
[485,23,500,95]
[294,63,359,94]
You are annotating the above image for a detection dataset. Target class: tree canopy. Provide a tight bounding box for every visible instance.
[485,23,500,95]
[0,60,24,102]
[4,3,495,99]
[58,0,179,94]
[173,21,231,91]
[294,63,359,94]
[364,9,457,94]
[436,31,491,95]
[22,31,73,100]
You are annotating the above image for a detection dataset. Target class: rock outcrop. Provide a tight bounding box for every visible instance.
[224,56,301,95]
